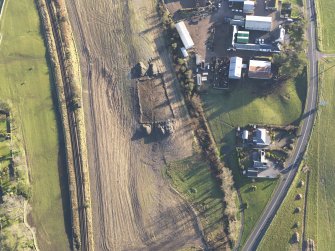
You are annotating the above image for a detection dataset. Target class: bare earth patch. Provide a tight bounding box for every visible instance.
[137,76,174,123]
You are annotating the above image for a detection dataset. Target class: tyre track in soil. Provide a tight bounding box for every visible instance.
[65,0,204,250]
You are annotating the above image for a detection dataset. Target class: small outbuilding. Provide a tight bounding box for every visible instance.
[236,31,249,44]
[175,21,195,50]
[196,74,202,86]
[243,1,255,14]
[242,130,249,140]
[281,3,292,18]
[247,168,259,178]
[248,60,272,79]
[275,27,286,44]
[229,56,243,79]
[181,47,189,58]
[195,54,202,65]
[265,0,278,10]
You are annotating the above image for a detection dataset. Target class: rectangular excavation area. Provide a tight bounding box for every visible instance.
[137,77,174,123]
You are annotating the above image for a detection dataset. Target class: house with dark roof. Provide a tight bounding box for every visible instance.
[253,150,268,169]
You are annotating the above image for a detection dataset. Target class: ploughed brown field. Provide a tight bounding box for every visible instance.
[65,0,204,249]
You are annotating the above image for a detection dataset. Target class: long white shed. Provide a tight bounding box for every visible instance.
[229,56,243,79]
[175,21,194,50]
[245,16,272,31]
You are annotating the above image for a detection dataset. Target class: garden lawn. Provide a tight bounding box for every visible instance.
[202,75,306,246]
[0,0,71,250]
[166,155,226,248]
[258,167,307,250]
[315,0,335,52]
[305,60,335,250]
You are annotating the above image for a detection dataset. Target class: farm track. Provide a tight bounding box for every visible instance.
[43,1,90,250]
[65,0,205,250]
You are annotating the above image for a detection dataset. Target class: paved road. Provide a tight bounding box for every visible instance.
[242,0,319,249]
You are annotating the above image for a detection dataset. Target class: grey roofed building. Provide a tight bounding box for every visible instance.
[243,0,255,14]
[253,161,267,169]
[253,128,271,146]
[229,56,243,79]
[196,74,202,86]
[247,168,259,178]
[253,150,268,169]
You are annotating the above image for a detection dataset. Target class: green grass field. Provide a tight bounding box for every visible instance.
[0,0,71,250]
[258,167,307,250]
[166,154,226,248]
[202,75,306,246]
[304,60,335,250]
[0,116,11,186]
[315,0,335,52]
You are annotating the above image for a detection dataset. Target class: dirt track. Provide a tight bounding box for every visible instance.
[65,0,204,250]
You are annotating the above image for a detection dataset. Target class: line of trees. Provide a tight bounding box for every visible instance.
[273,18,307,82]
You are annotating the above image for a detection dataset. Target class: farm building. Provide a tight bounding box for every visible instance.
[197,74,202,86]
[247,169,258,178]
[194,0,207,7]
[175,21,194,50]
[242,130,249,140]
[245,16,272,31]
[236,31,249,44]
[265,0,278,10]
[243,1,255,14]
[180,47,188,58]
[248,60,272,79]
[229,57,243,79]
[253,128,271,146]
[281,3,292,18]
[230,18,245,27]
[195,54,202,65]
[275,27,285,44]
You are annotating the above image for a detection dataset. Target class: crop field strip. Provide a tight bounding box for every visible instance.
[305,59,335,250]
[258,166,307,250]
[0,0,70,249]
[315,0,335,52]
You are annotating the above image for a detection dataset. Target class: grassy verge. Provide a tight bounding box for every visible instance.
[305,59,335,250]
[201,73,306,245]
[315,0,335,52]
[36,0,94,248]
[258,165,307,250]
[0,0,71,250]
[166,153,227,249]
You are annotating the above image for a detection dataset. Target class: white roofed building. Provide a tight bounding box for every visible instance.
[243,1,255,14]
[181,47,189,58]
[229,57,243,79]
[175,21,194,50]
[245,16,272,31]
